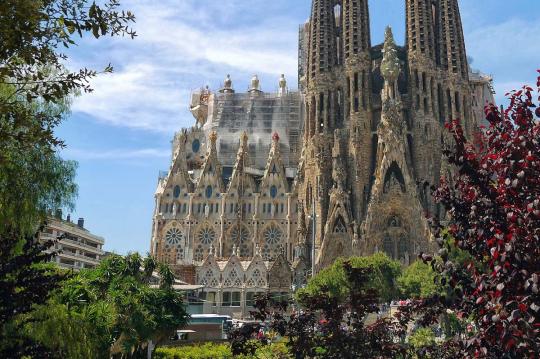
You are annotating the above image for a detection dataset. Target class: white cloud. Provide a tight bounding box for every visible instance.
[70,0,300,134]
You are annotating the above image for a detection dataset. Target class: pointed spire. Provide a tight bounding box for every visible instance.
[307,0,338,81]
[342,0,371,59]
[381,27,401,101]
[406,0,436,63]
[381,27,401,83]
[228,131,255,195]
[437,0,468,79]
[196,130,223,192]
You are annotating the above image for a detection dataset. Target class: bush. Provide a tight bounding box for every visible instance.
[153,343,232,359]
[153,342,291,359]
[297,253,402,303]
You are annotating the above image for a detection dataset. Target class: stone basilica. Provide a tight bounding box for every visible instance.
[150,0,494,316]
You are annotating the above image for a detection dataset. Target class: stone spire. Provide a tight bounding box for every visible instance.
[406,0,436,63]
[228,131,255,197]
[381,27,401,101]
[437,0,468,79]
[342,0,371,59]
[307,0,339,81]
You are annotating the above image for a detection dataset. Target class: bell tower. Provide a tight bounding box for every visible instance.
[342,0,373,221]
[406,0,441,213]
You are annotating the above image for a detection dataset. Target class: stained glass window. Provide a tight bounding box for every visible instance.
[264,226,283,245]
[270,185,278,198]
[198,227,216,245]
[165,228,184,246]
[205,185,213,199]
[192,139,201,153]
[173,185,181,198]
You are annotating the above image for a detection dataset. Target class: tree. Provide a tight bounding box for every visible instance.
[25,253,188,358]
[398,260,438,299]
[230,260,411,359]
[0,0,135,161]
[297,253,402,304]
[0,0,135,355]
[424,71,540,357]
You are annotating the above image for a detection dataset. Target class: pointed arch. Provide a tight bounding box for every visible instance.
[333,216,347,234]
[383,161,406,193]
[223,259,244,288]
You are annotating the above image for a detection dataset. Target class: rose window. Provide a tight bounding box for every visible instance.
[264,226,283,245]
[165,228,184,246]
[231,225,249,244]
[198,227,216,245]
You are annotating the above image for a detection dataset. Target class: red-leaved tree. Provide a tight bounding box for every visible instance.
[429,71,540,358]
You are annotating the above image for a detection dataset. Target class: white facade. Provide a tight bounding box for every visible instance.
[41,217,105,270]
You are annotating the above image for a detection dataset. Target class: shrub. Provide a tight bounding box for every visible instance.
[153,342,291,359]
[153,343,232,359]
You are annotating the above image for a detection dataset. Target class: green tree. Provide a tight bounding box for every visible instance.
[297,253,402,303]
[398,260,438,299]
[25,253,188,358]
[0,0,135,355]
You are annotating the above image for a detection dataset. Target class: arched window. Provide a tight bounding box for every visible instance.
[223,267,243,288]
[333,217,347,234]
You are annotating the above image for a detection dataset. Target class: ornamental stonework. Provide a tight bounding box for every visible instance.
[150,0,495,289]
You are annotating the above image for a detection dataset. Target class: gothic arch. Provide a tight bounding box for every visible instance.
[333,216,347,234]
[222,259,244,288]
[383,161,406,193]
[197,258,220,288]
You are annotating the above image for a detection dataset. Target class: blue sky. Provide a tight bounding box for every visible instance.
[58,0,540,254]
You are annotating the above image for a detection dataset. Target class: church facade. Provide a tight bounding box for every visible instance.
[150,0,494,317]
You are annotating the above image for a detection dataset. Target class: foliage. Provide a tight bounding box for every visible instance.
[420,71,540,357]
[0,0,135,355]
[153,343,232,359]
[152,342,291,359]
[408,327,436,350]
[0,0,135,159]
[398,260,438,299]
[230,261,412,359]
[0,227,69,357]
[408,327,437,359]
[297,252,402,303]
[25,253,188,358]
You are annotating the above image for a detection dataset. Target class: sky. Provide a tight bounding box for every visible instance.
[58,0,540,255]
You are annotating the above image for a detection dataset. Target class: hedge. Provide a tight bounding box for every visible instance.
[153,342,291,359]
